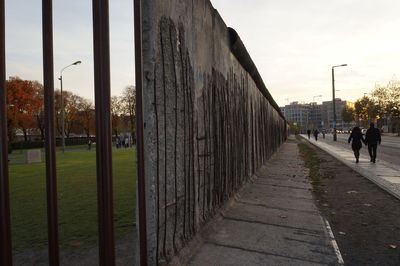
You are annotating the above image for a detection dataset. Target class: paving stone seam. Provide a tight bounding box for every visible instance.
[203,241,331,265]
[237,200,320,215]
[221,215,325,234]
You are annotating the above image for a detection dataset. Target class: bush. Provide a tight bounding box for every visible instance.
[11,141,44,150]
[67,138,89,146]
[11,138,93,151]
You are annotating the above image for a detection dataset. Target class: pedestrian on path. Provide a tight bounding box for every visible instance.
[348,126,365,163]
[88,139,92,150]
[307,129,311,139]
[365,122,381,163]
[313,129,319,141]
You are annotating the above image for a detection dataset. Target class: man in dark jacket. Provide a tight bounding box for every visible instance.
[365,122,381,163]
[307,129,311,139]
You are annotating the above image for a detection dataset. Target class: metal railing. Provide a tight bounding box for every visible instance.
[0,0,146,265]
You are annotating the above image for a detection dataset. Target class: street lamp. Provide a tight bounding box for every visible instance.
[332,64,347,141]
[58,61,81,153]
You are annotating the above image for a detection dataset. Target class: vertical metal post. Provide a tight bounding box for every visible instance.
[92,0,115,265]
[42,0,60,265]
[59,75,65,152]
[134,0,148,264]
[0,0,12,264]
[332,67,337,141]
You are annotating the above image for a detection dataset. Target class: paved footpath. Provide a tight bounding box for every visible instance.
[184,139,342,266]
[302,135,400,200]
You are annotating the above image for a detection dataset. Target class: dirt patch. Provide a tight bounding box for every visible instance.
[298,139,400,266]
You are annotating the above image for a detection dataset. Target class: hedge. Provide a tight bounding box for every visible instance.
[10,138,92,151]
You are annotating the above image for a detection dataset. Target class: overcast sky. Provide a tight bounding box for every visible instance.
[6,0,134,102]
[6,0,400,106]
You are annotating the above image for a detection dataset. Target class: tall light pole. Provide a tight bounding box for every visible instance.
[59,61,81,152]
[332,64,347,141]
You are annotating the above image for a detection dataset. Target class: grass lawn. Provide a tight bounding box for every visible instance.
[10,144,97,155]
[9,148,136,252]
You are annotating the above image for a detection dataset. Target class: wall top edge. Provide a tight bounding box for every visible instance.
[228,27,285,120]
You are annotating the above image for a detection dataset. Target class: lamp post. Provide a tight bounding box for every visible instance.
[58,61,81,152]
[332,64,347,141]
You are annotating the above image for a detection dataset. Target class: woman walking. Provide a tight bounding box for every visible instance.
[348,126,365,163]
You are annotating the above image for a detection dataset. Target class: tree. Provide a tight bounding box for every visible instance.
[120,85,136,141]
[287,121,302,134]
[354,96,377,127]
[55,90,92,138]
[384,80,400,119]
[6,77,43,141]
[371,80,400,133]
[64,93,84,137]
[342,105,355,123]
[76,99,95,138]
[111,96,124,137]
[32,81,45,140]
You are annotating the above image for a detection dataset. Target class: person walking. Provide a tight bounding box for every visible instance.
[365,122,381,163]
[88,139,92,150]
[348,126,365,163]
[313,129,319,141]
[307,129,311,139]
[116,138,120,149]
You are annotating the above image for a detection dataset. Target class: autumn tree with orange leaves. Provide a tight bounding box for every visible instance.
[6,77,43,141]
[6,76,136,144]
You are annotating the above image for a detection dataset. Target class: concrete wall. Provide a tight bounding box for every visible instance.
[142,1,287,264]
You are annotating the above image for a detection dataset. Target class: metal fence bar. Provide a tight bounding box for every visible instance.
[0,0,12,264]
[134,0,148,264]
[92,0,115,265]
[42,0,60,265]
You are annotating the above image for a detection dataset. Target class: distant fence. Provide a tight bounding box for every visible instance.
[139,0,288,264]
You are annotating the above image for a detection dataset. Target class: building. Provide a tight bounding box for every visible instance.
[281,102,311,132]
[309,103,323,129]
[321,99,352,131]
[281,98,354,132]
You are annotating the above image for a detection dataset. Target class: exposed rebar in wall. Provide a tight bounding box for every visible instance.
[153,64,160,263]
[181,50,187,242]
[169,21,179,252]
[159,20,168,258]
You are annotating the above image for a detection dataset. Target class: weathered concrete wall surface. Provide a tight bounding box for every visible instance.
[142,0,287,264]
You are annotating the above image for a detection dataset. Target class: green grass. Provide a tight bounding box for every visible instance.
[298,143,332,201]
[9,148,136,252]
[10,144,97,155]
[8,145,98,164]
